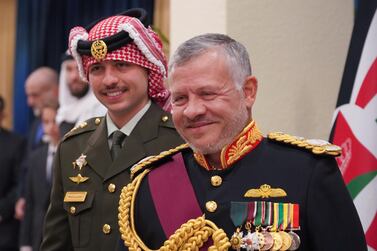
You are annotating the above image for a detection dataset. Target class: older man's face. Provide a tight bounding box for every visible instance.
[65,60,89,98]
[169,50,256,154]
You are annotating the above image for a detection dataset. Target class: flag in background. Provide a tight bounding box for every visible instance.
[330,0,377,250]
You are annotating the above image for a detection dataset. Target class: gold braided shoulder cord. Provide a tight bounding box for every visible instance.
[118,144,231,251]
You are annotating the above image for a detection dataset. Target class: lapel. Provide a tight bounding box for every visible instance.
[104,103,163,181]
[84,117,112,179]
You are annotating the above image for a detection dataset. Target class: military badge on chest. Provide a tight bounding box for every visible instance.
[69,153,90,184]
[64,153,90,203]
[230,187,301,250]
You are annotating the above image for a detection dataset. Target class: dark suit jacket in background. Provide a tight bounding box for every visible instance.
[0,128,25,250]
[41,102,184,251]
[20,144,52,251]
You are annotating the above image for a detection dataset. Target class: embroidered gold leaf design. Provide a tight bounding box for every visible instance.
[244,184,287,198]
[227,127,261,165]
[194,152,211,170]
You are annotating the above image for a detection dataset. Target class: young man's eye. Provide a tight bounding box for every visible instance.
[116,62,130,68]
[89,65,101,73]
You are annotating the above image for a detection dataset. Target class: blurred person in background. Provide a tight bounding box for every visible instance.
[24,67,59,152]
[0,95,26,251]
[15,67,59,221]
[19,100,60,251]
[56,53,106,136]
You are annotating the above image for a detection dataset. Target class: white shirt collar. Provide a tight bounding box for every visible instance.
[106,100,151,138]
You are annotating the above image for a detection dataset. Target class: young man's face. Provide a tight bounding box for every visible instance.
[169,49,256,155]
[88,60,149,125]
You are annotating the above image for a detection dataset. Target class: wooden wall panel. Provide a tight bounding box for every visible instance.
[0,0,16,129]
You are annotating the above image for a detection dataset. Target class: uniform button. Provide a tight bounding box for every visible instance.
[102,224,111,234]
[211,175,222,187]
[205,201,217,213]
[79,121,88,128]
[95,118,101,125]
[70,206,76,214]
[108,183,116,193]
[161,115,169,122]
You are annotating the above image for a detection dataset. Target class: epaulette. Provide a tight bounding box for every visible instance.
[130,143,189,179]
[267,132,342,156]
[62,117,103,142]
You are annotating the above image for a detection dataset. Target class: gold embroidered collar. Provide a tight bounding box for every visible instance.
[194,120,263,171]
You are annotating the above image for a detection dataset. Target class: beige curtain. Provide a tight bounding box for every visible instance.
[0,0,17,129]
[153,0,170,58]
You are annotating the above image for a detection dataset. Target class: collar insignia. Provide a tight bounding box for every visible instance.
[69,174,89,184]
[73,154,87,170]
[244,184,287,198]
[194,121,263,170]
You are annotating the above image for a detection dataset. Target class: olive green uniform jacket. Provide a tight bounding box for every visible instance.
[40,103,184,251]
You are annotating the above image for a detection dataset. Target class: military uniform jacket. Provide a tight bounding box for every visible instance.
[41,102,183,251]
[121,137,367,250]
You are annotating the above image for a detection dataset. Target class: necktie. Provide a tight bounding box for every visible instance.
[110,130,126,161]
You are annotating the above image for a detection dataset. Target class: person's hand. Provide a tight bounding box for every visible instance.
[15,197,26,220]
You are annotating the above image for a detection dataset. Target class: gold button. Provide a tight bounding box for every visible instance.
[108,183,116,193]
[95,118,101,125]
[211,176,222,187]
[161,115,169,122]
[102,224,111,234]
[79,122,88,128]
[70,206,76,214]
[205,201,217,213]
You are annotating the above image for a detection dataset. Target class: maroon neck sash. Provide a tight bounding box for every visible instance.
[148,152,202,235]
[148,152,211,249]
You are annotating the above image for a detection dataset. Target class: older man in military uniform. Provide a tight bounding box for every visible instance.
[40,9,183,251]
[117,34,367,250]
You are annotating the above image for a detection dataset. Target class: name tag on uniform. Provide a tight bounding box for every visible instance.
[64,191,87,202]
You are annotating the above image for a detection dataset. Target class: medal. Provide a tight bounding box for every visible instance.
[288,231,301,250]
[287,203,301,250]
[230,202,248,250]
[230,227,244,250]
[260,227,274,251]
[248,225,264,250]
[270,231,283,251]
[73,153,87,170]
[278,231,293,251]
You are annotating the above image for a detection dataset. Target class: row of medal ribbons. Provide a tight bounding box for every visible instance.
[230,201,300,251]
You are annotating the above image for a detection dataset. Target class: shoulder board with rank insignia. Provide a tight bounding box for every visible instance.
[267,131,342,156]
[62,117,103,142]
[130,143,189,179]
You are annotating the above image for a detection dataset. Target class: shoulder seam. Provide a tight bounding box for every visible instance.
[62,117,103,142]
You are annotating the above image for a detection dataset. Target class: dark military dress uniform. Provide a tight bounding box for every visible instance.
[41,102,183,251]
[118,121,367,251]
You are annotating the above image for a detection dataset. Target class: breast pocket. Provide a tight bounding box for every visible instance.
[63,192,94,248]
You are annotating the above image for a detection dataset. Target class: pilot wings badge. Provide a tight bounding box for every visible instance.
[244,184,287,198]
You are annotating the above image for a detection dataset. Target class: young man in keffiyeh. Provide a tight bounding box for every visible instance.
[40,9,183,251]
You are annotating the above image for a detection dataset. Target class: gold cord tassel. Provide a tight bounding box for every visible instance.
[119,168,231,251]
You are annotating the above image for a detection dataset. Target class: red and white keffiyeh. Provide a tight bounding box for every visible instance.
[68,15,170,109]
